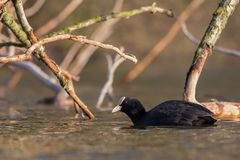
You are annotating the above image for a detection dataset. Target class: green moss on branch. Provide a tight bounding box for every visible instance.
[0,9,31,47]
[193,0,239,60]
[47,4,173,37]
[184,0,239,102]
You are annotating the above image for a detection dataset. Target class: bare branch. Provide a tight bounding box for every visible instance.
[48,3,173,37]
[181,22,240,57]
[96,54,125,110]
[69,0,124,75]
[35,0,83,36]
[26,34,138,63]
[0,53,31,63]
[2,3,95,119]
[203,101,240,121]
[183,0,239,103]
[10,61,62,92]
[0,41,24,48]
[0,9,31,46]
[121,0,205,83]
[12,0,32,32]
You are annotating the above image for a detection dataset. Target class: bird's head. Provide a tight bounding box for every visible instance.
[112,97,146,123]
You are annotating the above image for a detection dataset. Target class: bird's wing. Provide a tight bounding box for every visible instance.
[147,100,214,125]
[146,101,185,125]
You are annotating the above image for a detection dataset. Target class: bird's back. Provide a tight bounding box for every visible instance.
[137,100,216,126]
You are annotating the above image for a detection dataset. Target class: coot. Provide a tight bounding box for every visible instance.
[112,97,217,127]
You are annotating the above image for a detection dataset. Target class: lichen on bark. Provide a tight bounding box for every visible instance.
[184,0,239,102]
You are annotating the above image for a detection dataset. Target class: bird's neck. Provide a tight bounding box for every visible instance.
[127,108,146,125]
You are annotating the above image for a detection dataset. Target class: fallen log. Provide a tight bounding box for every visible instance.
[203,101,240,121]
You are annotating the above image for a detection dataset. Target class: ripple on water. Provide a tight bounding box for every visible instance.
[0,103,240,160]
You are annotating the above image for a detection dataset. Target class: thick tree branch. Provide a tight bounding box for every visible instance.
[121,0,204,83]
[12,0,32,32]
[0,9,31,46]
[183,0,239,102]
[181,22,240,57]
[203,101,240,120]
[1,1,95,119]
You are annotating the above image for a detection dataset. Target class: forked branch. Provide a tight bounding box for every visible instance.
[1,0,95,119]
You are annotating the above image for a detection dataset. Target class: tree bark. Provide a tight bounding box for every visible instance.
[184,0,239,102]
[183,0,240,120]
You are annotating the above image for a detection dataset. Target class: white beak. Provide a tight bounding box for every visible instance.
[112,105,122,113]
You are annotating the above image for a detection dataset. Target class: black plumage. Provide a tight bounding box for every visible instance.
[112,97,217,127]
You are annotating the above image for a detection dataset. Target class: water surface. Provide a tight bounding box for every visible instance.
[0,103,239,160]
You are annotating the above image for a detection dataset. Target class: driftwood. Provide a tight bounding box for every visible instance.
[203,102,240,121]
[184,0,240,120]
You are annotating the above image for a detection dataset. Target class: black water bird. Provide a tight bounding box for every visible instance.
[112,97,217,127]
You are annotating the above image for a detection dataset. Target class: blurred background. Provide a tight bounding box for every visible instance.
[0,1,240,159]
[1,0,240,107]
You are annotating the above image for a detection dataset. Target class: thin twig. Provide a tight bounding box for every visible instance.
[35,0,83,36]
[25,34,138,63]
[0,41,25,48]
[47,3,173,37]
[0,54,31,63]
[69,0,124,75]
[96,54,125,110]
